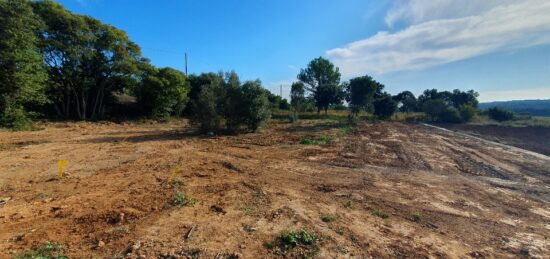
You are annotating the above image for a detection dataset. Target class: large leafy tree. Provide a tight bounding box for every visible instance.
[137,67,190,118]
[298,57,343,115]
[346,75,380,117]
[0,0,48,129]
[31,0,143,120]
[394,91,418,113]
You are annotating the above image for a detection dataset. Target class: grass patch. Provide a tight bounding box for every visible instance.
[320,214,337,223]
[409,212,423,222]
[371,209,389,219]
[170,192,197,207]
[265,230,317,252]
[15,241,68,259]
[344,200,353,209]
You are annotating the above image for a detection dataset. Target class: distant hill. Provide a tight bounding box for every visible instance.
[479,99,550,116]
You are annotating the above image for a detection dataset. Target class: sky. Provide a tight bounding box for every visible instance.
[58,0,550,102]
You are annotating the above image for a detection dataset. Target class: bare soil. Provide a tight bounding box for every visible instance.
[0,120,549,258]
[437,123,550,156]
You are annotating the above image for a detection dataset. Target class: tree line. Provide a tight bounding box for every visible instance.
[289,57,480,123]
[1,0,490,133]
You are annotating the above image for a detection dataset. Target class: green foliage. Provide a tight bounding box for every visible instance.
[299,135,333,145]
[298,57,343,114]
[344,200,353,209]
[373,95,398,119]
[0,0,48,129]
[439,109,462,123]
[239,80,271,131]
[394,91,418,113]
[321,214,337,222]
[371,209,389,219]
[137,67,190,118]
[409,212,423,222]
[191,72,271,133]
[15,241,68,259]
[170,192,197,207]
[290,82,306,120]
[345,75,379,117]
[458,104,477,122]
[266,230,317,252]
[32,0,143,120]
[422,99,448,121]
[487,107,515,122]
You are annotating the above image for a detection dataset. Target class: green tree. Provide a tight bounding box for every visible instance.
[394,91,418,113]
[191,83,222,133]
[346,75,379,117]
[290,82,306,119]
[32,0,143,120]
[422,99,448,121]
[240,80,271,131]
[373,95,398,119]
[298,57,342,115]
[137,67,190,118]
[0,0,48,129]
[458,104,477,122]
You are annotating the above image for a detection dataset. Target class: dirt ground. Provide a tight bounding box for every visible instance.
[436,123,550,156]
[0,119,549,258]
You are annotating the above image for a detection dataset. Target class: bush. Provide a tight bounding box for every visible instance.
[0,108,35,131]
[373,95,397,119]
[439,109,462,123]
[191,76,271,134]
[137,67,190,118]
[458,105,477,122]
[422,99,448,121]
[487,107,514,122]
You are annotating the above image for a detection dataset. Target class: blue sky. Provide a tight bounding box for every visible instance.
[59,0,550,102]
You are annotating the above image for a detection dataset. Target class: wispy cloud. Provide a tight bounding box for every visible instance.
[479,87,550,102]
[326,0,550,77]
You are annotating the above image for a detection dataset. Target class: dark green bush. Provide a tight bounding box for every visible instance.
[137,67,190,118]
[373,95,397,119]
[458,104,477,122]
[487,107,514,122]
[439,109,462,123]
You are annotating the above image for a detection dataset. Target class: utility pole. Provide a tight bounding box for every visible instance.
[185,53,188,75]
[280,85,283,98]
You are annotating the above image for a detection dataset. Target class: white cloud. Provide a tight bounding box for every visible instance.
[326,0,550,77]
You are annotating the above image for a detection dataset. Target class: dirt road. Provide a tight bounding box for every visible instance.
[0,120,548,258]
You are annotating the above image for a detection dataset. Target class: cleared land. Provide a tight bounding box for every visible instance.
[0,120,549,258]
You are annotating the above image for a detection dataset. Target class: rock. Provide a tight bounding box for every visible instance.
[98,240,105,248]
[0,197,12,205]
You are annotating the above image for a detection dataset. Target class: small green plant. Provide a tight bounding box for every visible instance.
[409,212,423,222]
[15,241,68,259]
[321,214,337,223]
[299,135,334,145]
[170,192,197,207]
[172,179,185,188]
[267,230,317,251]
[344,200,353,209]
[371,209,389,219]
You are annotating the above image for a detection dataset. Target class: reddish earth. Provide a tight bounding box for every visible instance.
[0,120,549,258]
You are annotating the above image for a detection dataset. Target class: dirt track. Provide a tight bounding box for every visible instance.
[0,120,549,258]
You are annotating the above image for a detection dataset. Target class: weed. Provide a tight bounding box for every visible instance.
[350,233,359,245]
[266,230,317,252]
[371,209,389,219]
[344,200,353,209]
[15,241,68,259]
[409,212,423,222]
[170,192,197,207]
[172,179,185,188]
[253,185,265,197]
[321,214,337,223]
[299,135,334,145]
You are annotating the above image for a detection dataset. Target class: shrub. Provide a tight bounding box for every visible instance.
[458,104,477,122]
[439,109,462,123]
[0,108,35,131]
[321,214,337,222]
[487,107,514,122]
[265,230,317,252]
[137,67,190,118]
[373,95,398,119]
[240,80,271,131]
[422,99,448,121]
[371,209,389,219]
[191,84,222,133]
[170,192,197,207]
[15,241,67,259]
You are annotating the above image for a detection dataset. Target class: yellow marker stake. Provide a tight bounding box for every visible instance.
[168,165,181,183]
[58,160,68,179]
